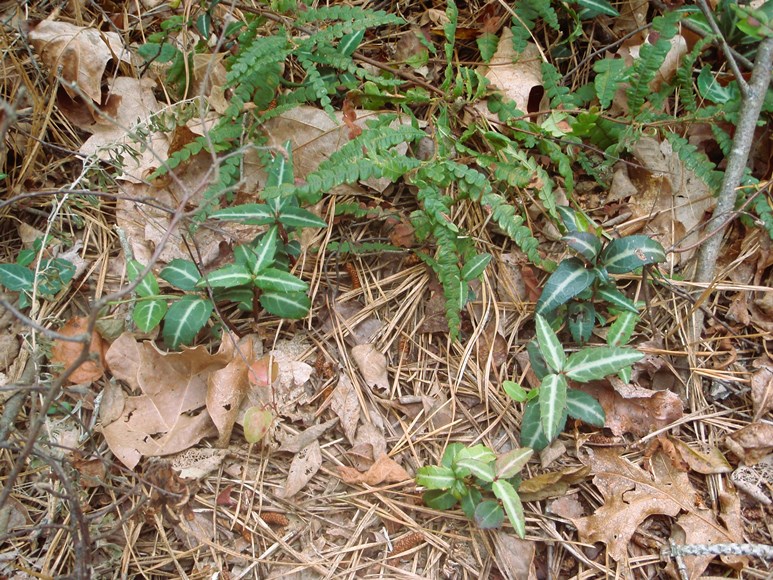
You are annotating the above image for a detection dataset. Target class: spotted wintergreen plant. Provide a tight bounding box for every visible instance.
[127,144,325,349]
[416,443,532,536]
[536,205,666,344]
[511,314,643,450]
[0,237,76,309]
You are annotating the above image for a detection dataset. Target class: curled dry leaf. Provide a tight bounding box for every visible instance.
[668,436,732,475]
[519,465,591,502]
[51,316,105,384]
[28,20,132,104]
[207,335,257,447]
[330,374,361,443]
[351,343,390,392]
[101,333,229,469]
[579,378,683,437]
[336,454,411,486]
[725,422,773,465]
[281,440,322,498]
[750,357,773,420]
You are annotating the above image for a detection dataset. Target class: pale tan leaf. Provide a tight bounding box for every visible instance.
[492,532,537,580]
[480,29,543,113]
[281,440,322,498]
[330,374,360,443]
[28,20,131,103]
[351,343,390,392]
[725,422,773,465]
[751,358,773,421]
[278,418,338,453]
[207,335,256,447]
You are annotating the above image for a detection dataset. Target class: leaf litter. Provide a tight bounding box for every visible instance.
[3,2,773,579]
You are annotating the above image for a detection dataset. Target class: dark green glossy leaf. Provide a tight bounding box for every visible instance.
[601,236,666,274]
[566,389,605,426]
[536,257,594,315]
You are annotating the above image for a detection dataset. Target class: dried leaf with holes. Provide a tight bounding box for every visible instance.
[281,440,322,498]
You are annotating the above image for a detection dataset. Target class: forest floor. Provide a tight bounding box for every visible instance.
[1,0,772,579]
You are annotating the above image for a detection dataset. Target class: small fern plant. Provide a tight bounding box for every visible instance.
[128,145,325,349]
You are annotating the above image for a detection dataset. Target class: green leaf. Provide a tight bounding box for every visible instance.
[455,458,495,482]
[254,268,309,293]
[495,448,533,479]
[198,264,253,289]
[277,206,328,229]
[211,204,276,225]
[535,314,565,373]
[539,374,568,442]
[456,444,497,465]
[566,389,605,426]
[600,236,666,274]
[577,0,619,18]
[127,260,160,297]
[593,58,628,108]
[252,226,279,275]
[520,398,558,451]
[163,296,212,348]
[492,479,526,538]
[527,340,550,381]
[502,380,529,403]
[266,141,294,187]
[477,32,498,62]
[536,257,594,315]
[243,406,274,444]
[259,291,311,319]
[460,253,492,282]
[607,311,638,347]
[595,284,639,314]
[474,500,504,529]
[442,442,466,468]
[568,301,595,344]
[0,264,33,291]
[565,346,644,382]
[416,465,457,489]
[132,299,167,333]
[460,487,483,519]
[697,66,732,104]
[423,488,458,510]
[160,259,200,291]
[563,232,602,262]
[338,28,365,56]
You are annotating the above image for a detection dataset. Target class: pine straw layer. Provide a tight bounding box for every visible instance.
[1,1,773,579]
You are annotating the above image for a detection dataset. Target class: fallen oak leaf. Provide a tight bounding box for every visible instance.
[336,454,411,486]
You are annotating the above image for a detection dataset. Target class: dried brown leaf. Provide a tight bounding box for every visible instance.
[351,343,390,392]
[51,316,105,384]
[281,440,322,498]
[336,454,410,486]
[726,422,773,465]
[479,29,543,113]
[519,465,591,502]
[668,437,732,474]
[278,418,338,453]
[330,374,361,443]
[207,335,256,447]
[751,357,773,421]
[492,532,537,580]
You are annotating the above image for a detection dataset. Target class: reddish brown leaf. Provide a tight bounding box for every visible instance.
[51,316,105,384]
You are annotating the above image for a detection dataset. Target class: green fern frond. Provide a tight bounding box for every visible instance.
[542,62,581,109]
[666,132,723,192]
[326,240,404,254]
[676,36,713,114]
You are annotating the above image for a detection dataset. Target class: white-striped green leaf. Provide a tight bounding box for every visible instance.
[162,296,213,349]
[566,389,605,426]
[577,0,619,18]
[460,487,483,519]
[461,253,492,282]
[233,244,257,271]
[214,287,254,310]
[259,291,310,319]
[520,398,548,451]
[441,442,466,468]
[607,311,639,347]
[596,284,638,314]
[160,259,200,291]
[423,489,458,510]
[416,465,457,489]
[266,140,294,187]
[198,264,253,289]
[254,268,308,293]
[495,448,533,479]
[536,257,594,315]
[535,314,565,373]
[557,205,596,234]
[211,204,275,225]
[0,263,33,291]
[474,500,504,529]
[540,374,568,442]
[277,206,327,229]
[455,458,495,483]
[563,232,602,262]
[127,260,160,298]
[132,298,167,332]
[527,340,550,381]
[565,346,644,382]
[252,226,279,275]
[493,479,526,538]
[338,28,364,56]
[568,301,595,344]
[456,444,497,464]
[601,235,666,274]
